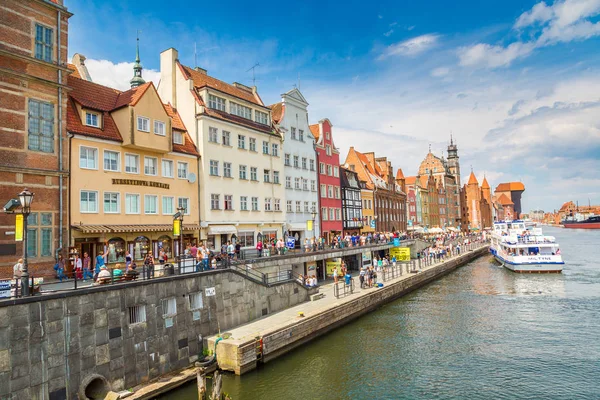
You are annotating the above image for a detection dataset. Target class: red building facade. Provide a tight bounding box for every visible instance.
[310,119,342,241]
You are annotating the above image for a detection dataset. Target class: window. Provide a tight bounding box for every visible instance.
[34,24,53,62]
[222,131,231,146]
[238,231,255,247]
[80,191,98,213]
[125,154,139,174]
[240,196,248,211]
[104,192,119,213]
[296,201,301,212]
[41,228,51,257]
[25,212,52,258]
[274,199,281,211]
[239,165,247,180]
[309,159,315,171]
[312,202,317,213]
[328,185,334,198]
[304,201,309,213]
[285,176,291,188]
[163,196,174,214]
[335,208,342,220]
[250,167,258,181]
[295,178,300,190]
[329,208,335,220]
[209,127,219,143]
[299,129,304,141]
[177,162,188,179]
[85,112,99,127]
[249,138,257,152]
[224,195,233,210]
[79,147,97,169]
[161,297,177,318]
[264,169,271,183]
[284,154,291,166]
[327,165,333,176]
[286,200,292,212]
[311,180,316,192]
[128,305,146,324]
[262,141,269,155]
[334,186,340,199]
[162,159,174,178]
[293,156,299,168]
[320,184,326,197]
[291,127,297,140]
[211,194,220,210]
[28,99,54,153]
[273,171,280,184]
[189,292,204,312]
[103,150,119,172]
[144,195,158,214]
[272,143,279,157]
[144,157,158,176]
[154,120,166,136]
[255,110,268,125]
[208,94,226,111]
[326,145,332,156]
[209,160,219,176]
[173,131,183,144]
[178,198,190,214]
[224,162,232,178]
[264,198,272,211]
[238,134,246,149]
[302,157,307,169]
[231,102,252,119]
[302,178,308,191]
[333,166,339,177]
[326,132,330,140]
[125,194,140,214]
[251,197,259,211]
[319,163,325,174]
[322,207,328,221]
[137,116,150,132]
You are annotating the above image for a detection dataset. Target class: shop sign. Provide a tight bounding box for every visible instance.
[15,214,23,242]
[205,287,216,297]
[173,219,181,237]
[0,281,10,298]
[393,238,400,247]
[306,261,317,272]
[362,251,372,266]
[370,220,376,228]
[325,258,341,277]
[390,247,411,261]
[112,178,169,190]
[286,237,296,249]
[306,220,313,231]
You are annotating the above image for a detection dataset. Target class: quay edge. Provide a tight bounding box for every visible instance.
[208,245,490,375]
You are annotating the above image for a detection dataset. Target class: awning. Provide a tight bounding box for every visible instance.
[71,224,112,234]
[72,224,200,234]
[287,222,307,231]
[208,225,237,235]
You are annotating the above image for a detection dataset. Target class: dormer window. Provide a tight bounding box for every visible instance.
[231,102,252,120]
[154,120,166,136]
[85,112,99,127]
[255,110,268,125]
[173,131,183,145]
[208,94,226,112]
[137,116,150,132]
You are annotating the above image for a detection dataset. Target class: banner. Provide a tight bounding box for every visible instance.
[393,238,400,247]
[390,247,410,261]
[325,258,341,277]
[15,214,23,242]
[362,251,372,266]
[173,219,181,237]
[306,220,313,231]
[286,237,296,249]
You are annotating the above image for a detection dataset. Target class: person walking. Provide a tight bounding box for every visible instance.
[256,240,263,257]
[125,251,132,271]
[333,266,339,283]
[82,252,93,281]
[95,251,105,279]
[158,248,166,265]
[304,238,310,253]
[74,254,83,280]
[144,253,155,279]
[359,267,366,289]
[227,241,235,260]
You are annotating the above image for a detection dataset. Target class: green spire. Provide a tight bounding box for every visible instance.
[130,33,145,88]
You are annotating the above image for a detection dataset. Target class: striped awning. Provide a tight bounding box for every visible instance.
[72,224,200,234]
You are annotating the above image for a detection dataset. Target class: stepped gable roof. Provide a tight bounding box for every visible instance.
[67,63,81,79]
[497,193,514,205]
[164,103,199,157]
[396,168,405,180]
[180,64,264,106]
[468,171,479,185]
[495,182,525,192]
[481,177,490,189]
[309,123,320,141]
[270,102,284,124]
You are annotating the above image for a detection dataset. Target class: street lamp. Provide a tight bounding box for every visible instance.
[174,207,185,271]
[18,189,34,296]
[311,207,317,249]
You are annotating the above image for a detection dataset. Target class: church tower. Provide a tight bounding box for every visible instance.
[447,135,460,185]
[130,36,145,88]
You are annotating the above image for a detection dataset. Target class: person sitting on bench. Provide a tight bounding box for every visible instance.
[96,266,111,284]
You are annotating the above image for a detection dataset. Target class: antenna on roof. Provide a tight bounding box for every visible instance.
[246,63,260,86]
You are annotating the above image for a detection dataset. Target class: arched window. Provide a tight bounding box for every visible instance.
[157,235,172,259]
[107,237,125,263]
[133,236,150,260]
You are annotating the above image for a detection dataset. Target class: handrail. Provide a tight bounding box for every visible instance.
[333,277,355,299]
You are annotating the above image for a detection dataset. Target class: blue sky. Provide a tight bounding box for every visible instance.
[67,0,600,213]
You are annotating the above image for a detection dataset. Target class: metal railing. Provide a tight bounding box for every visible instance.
[333,277,355,298]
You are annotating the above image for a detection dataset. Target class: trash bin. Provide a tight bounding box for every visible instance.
[163,263,174,276]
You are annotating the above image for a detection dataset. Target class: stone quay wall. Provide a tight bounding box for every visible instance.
[0,269,314,400]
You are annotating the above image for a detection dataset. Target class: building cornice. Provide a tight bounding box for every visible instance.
[0,165,69,177]
[0,66,70,90]
[198,114,281,139]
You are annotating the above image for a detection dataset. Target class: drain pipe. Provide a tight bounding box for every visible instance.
[55,9,64,262]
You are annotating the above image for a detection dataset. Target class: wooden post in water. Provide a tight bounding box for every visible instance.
[210,371,222,400]
[195,363,206,400]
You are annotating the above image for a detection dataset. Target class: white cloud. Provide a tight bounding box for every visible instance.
[85,59,160,91]
[430,66,450,77]
[460,0,600,69]
[379,34,440,59]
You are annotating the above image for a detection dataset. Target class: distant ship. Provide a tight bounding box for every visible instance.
[562,215,600,229]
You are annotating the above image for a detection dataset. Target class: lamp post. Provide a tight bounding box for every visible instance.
[18,189,34,296]
[311,207,317,249]
[175,207,184,272]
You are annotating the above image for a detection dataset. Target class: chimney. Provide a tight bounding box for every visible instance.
[71,53,93,82]
[159,48,178,108]
[194,67,207,75]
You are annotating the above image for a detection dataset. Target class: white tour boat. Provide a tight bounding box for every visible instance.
[490,220,564,273]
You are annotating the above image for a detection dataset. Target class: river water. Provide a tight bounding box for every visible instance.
[162,227,600,399]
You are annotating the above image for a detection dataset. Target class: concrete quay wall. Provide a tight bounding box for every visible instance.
[211,246,489,375]
[0,269,314,400]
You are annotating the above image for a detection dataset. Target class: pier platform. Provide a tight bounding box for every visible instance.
[208,243,490,375]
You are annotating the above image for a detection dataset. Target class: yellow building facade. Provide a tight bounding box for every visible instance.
[361,188,375,233]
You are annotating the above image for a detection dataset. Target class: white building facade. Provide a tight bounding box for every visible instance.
[158,48,285,250]
[271,89,319,245]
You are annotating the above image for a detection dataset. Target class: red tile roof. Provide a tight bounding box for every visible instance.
[113,82,152,109]
[481,177,490,189]
[396,168,405,180]
[495,182,525,192]
[66,98,122,142]
[497,193,514,205]
[468,171,479,185]
[203,107,275,134]
[270,102,284,123]
[309,123,320,141]
[163,103,187,131]
[68,76,121,112]
[405,176,416,185]
[164,103,200,157]
[180,64,264,106]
